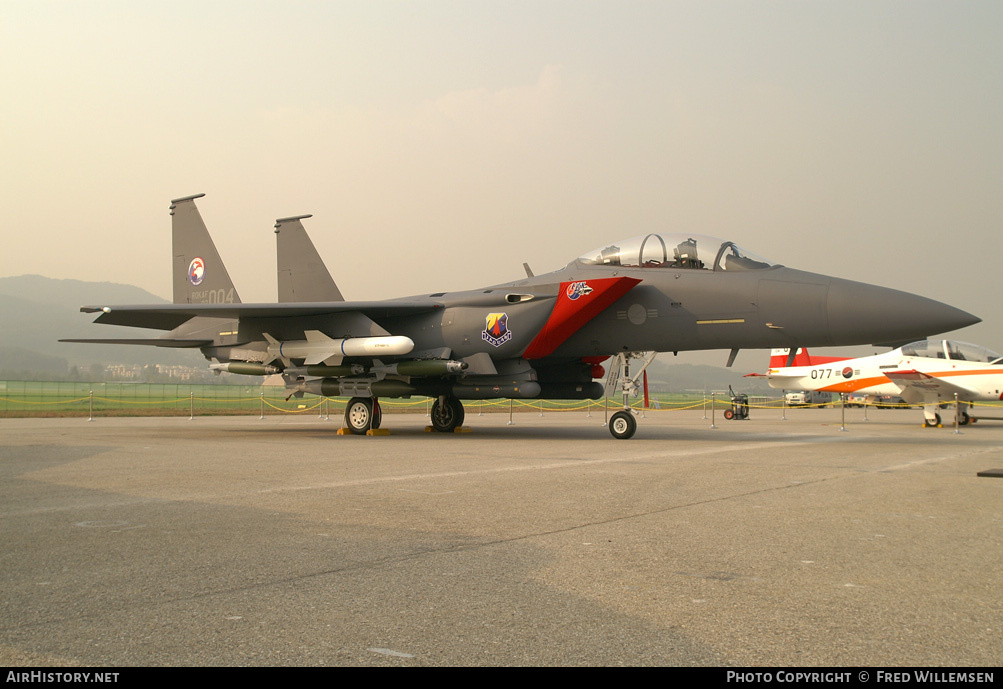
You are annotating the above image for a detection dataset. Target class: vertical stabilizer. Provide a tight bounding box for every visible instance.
[171,194,241,305]
[769,348,810,368]
[768,348,851,369]
[275,215,344,302]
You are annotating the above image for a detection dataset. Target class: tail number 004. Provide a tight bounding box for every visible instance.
[191,288,236,304]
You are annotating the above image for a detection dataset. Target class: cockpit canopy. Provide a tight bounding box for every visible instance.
[900,339,1002,364]
[577,233,776,272]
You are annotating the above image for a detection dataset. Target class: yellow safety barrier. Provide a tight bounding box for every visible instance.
[0,396,92,405]
[262,397,325,413]
[3,379,1001,418]
[93,395,191,405]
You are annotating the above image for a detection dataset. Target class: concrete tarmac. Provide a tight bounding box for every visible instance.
[1,408,1000,666]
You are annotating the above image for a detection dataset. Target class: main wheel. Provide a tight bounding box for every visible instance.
[430,397,462,433]
[609,410,637,439]
[924,413,941,428]
[345,397,374,435]
[724,409,735,420]
[957,410,970,426]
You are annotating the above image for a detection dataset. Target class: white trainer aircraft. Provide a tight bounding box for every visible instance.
[759,340,1003,427]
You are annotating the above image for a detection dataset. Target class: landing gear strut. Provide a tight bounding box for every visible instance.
[605,352,657,440]
[430,396,464,433]
[345,396,381,434]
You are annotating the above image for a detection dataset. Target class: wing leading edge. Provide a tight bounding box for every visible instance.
[81,301,446,331]
[884,369,978,402]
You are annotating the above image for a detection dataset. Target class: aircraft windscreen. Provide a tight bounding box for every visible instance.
[577,233,775,271]
[900,340,1002,363]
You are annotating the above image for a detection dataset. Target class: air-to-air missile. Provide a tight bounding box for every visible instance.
[263,331,414,365]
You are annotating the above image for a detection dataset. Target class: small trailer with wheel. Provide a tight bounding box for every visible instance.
[723,386,750,420]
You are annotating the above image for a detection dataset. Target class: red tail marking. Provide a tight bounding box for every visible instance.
[768,349,851,368]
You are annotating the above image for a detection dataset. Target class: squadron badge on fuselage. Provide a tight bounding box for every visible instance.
[482,312,512,347]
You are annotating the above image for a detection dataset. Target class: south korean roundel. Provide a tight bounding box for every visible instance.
[188,257,205,286]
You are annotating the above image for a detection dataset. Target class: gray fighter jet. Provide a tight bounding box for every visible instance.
[63,194,979,439]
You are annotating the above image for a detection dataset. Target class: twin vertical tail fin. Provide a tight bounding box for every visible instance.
[171,197,342,308]
[170,194,241,305]
[275,215,344,302]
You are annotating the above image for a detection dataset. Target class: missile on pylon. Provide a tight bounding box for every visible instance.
[293,377,419,399]
[264,330,414,365]
[384,360,468,376]
[209,362,281,376]
[286,364,363,378]
[283,359,468,379]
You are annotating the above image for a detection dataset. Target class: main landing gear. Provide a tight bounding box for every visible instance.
[345,396,382,435]
[430,396,465,433]
[344,395,467,434]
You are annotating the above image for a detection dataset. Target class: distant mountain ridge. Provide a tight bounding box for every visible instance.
[0,274,168,307]
[0,274,202,370]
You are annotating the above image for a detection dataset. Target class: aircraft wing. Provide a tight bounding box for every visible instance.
[59,338,212,348]
[883,369,976,402]
[80,301,445,330]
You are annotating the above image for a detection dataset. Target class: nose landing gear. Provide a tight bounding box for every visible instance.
[605,352,657,439]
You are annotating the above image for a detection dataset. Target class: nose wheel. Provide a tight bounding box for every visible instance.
[609,410,637,439]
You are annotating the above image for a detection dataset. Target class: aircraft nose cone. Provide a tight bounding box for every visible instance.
[826,279,980,345]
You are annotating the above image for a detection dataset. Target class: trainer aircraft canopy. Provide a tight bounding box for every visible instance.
[900,339,1003,364]
[578,233,775,272]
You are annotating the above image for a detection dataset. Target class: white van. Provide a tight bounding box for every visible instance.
[784,390,833,407]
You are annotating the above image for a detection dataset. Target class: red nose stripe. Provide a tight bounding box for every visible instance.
[522,277,641,359]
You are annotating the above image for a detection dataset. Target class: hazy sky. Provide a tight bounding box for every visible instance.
[3,1,1000,363]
